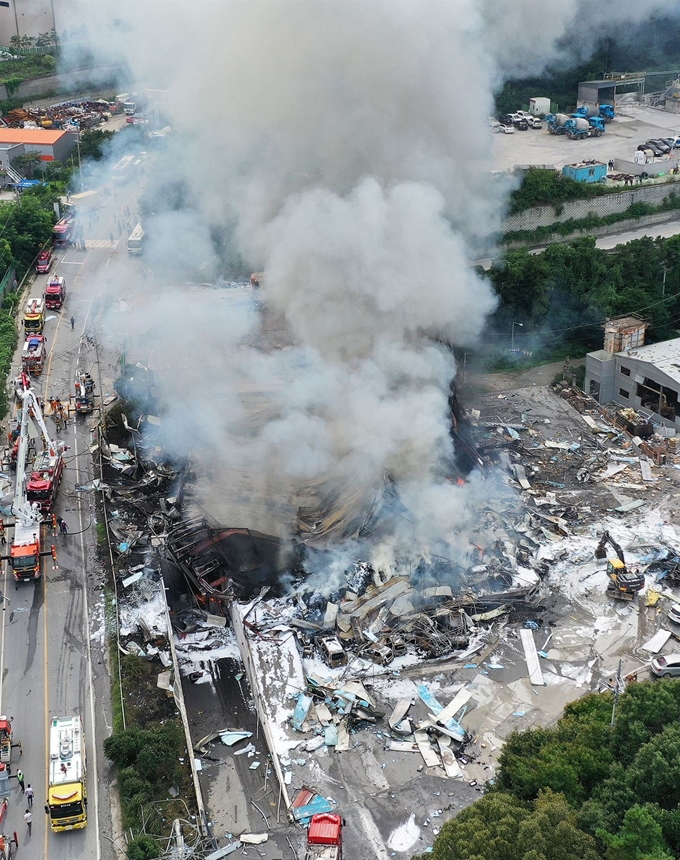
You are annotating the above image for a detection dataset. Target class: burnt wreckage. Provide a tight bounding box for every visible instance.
[167,518,306,608]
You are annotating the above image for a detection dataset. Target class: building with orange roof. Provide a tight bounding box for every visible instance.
[0,128,77,162]
[0,128,77,184]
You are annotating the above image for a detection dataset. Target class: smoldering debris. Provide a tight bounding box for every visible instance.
[166,517,307,605]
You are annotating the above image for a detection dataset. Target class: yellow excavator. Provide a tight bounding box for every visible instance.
[595,531,645,600]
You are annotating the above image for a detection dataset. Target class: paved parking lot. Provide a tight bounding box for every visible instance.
[492,103,680,172]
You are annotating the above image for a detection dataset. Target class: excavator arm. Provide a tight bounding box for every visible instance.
[595,530,625,564]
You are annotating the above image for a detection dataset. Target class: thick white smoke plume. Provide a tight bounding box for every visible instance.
[64,0,678,563]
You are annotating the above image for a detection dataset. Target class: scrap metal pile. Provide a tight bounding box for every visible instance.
[4,99,117,131]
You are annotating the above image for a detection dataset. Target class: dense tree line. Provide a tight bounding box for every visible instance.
[496,16,680,115]
[485,235,680,359]
[415,681,680,860]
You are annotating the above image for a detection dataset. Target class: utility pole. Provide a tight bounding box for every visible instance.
[611,658,623,726]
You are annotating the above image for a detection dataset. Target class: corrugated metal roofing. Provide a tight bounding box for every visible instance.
[621,337,680,387]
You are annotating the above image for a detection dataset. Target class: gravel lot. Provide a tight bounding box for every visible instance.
[492,103,680,172]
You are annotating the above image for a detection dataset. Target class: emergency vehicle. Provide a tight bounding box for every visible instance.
[23,298,45,334]
[74,372,95,414]
[44,276,66,310]
[53,216,74,247]
[21,335,46,375]
[47,716,87,831]
[36,248,53,274]
[6,376,64,582]
[27,444,64,514]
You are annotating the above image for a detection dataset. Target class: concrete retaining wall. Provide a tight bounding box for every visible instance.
[0,65,119,101]
[506,209,680,250]
[506,179,680,232]
[231,602,292,816]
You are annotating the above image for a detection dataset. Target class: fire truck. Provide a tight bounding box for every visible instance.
[27,443,65,515]
[44,276,66,310]
[7,377,63,582]
[53,216,74,247]
[74,372,96,414]
[47,716,87,831]
[36,248,53,274]
[306,814,343,860]
[23,298,45,334]
[21,335,47,375]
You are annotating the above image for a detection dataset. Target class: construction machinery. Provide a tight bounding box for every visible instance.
[305,813,342,860]
[44,275,66,310]
[6,376,63,581]
[574,103,616,123]
[47,715,87,831]
[21,335,46,375]
[23,298,44,334]
[73,372,95,415]
[595,531,645,599]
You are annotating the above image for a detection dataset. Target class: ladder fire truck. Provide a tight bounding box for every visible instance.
[47,715,87,831]
[6,377,62,581]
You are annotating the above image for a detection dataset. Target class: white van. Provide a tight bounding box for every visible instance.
[127,224,145,256]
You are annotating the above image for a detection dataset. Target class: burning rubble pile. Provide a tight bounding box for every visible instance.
[94,407,185,663]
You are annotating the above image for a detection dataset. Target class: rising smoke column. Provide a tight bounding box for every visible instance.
[62,0,679,554]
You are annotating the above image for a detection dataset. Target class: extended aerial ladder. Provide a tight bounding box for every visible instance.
[595,531,645,599]
[4,376,61,581]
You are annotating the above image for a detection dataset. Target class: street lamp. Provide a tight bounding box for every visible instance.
[511,321,524,351]
[73,120,83,192]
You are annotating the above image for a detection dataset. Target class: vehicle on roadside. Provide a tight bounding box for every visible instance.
[499,124,515,134]
[36,248,52,274]
[651,654,680,678]
[126,223,145,255]
[667,603,680,625]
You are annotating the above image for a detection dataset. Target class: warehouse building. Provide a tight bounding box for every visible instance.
[0,128,76,162]
[585,317,680,432]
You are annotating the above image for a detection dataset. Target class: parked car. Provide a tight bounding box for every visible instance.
[638,143,663,157]
[668,604,680,625]
[651,654,680,678]
[498,124,515,134]
[516,110,543,128]
[647,139,671,153]
[489,120,502,132]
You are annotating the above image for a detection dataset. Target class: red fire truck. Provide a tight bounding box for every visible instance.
[36,248,53,274]
[44,276,66,310]
[53,216,74,247]
[21,335,47,375]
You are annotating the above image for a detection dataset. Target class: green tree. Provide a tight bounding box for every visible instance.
[603,804,673,860]
[127,834,159,860]
[627,724,680,810]
[12,152,42,179]
[78,128,114,162]
[427,792,530,860]
[103,727,146,768]
[516,790,599,860]
[612,681,680,765]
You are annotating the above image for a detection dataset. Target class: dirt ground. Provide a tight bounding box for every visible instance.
[464,358,584,393]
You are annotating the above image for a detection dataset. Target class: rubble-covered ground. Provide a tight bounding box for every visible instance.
[107,376,680,859]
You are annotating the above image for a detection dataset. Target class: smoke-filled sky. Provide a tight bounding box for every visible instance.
[67,0,679,563]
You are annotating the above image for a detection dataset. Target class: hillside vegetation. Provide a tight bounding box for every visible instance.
[416,681,680,860]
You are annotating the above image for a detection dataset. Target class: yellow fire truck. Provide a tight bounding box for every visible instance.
[47,716,87,831]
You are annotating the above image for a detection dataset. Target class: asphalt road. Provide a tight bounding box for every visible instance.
[0,176,143,859]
